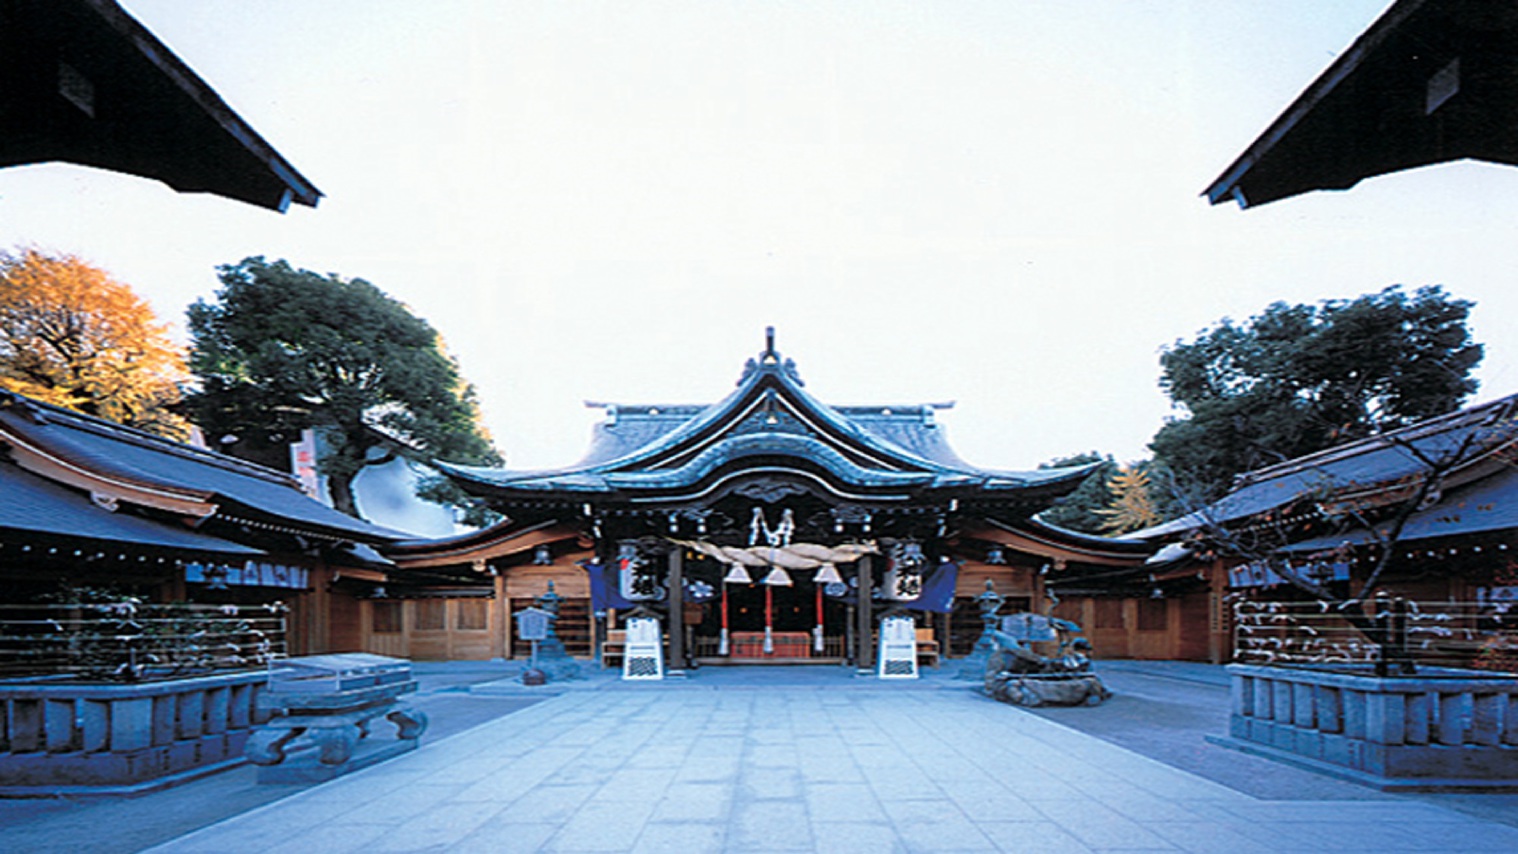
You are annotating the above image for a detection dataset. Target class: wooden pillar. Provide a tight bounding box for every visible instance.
[1209,560,1230,665]
[668,547,685,671]
[297,565,332,655]
[492,572,508,660]
[855,555,874,671]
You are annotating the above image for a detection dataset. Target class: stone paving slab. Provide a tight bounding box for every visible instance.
[142,676,1518,853]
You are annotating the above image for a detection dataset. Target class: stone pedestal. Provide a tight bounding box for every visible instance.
[532,636,583,682]
[0,670,270,795]
[1214,663,1518,790]
[955,634,997,680]
[249,701,425,784]
[246,653,427,784]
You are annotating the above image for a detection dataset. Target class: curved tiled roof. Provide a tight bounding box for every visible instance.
[441,341,1095,505]
[0,391,404,543]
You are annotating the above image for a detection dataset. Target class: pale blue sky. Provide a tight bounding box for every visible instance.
[5,1,1515,472]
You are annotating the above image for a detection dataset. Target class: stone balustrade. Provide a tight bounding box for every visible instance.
[1221,662,1518,789]
[0,669,270,794]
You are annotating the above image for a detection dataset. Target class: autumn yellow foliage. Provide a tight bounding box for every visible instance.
[0,248,189,438]
[1098,465,1162,534]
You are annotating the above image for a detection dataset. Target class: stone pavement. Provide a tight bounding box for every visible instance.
[0,661,540,854]
[142,666,1518,853]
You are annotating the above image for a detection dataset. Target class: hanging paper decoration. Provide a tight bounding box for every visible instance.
[761,566,793,587]
[723,563,753,584]
[814,562,844,585]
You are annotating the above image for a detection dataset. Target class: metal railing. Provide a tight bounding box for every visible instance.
[1232,597,1518,675]
[0,601,287,681]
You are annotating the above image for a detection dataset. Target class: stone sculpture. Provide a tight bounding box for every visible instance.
[982,618,1110,707]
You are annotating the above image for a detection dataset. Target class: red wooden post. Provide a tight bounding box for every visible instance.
[719,583,730,656]
[764,584,774,655]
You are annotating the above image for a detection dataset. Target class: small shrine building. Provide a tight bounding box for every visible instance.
[385,333,1152,668]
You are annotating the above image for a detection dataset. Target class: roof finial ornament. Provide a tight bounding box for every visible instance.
[738,326,802,385]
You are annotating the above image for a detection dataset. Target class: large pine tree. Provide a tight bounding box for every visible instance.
[1151,285,1482,501]
[185,257,500,518]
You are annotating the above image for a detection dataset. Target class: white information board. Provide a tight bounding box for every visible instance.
[877,615,919,680]
[622,615,664,681]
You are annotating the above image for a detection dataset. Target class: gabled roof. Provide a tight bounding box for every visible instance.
[0,391,403,544]
[1206,0,1518,208]
[441,337,1094,507]
[0,0,320,211]
[1137,393,1518,539]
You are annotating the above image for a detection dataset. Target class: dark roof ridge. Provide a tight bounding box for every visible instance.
[1019,515,1152,550]
[82,0,322,210]
[835,403,956,413]
[1230,392,1518,488]
[585,402,706,412]
[1204,0,1427,207]
[0,390,302,490]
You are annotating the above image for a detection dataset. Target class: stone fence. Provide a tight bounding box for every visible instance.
[0,669,270,795]
[1219,662,1518,790]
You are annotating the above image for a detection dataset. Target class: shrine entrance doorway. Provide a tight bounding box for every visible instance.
[691,580,849,664]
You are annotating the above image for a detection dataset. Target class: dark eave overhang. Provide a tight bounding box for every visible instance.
[0,0,321,212]
[1205,0,1518,209]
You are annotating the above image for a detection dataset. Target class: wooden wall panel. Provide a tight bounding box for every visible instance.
[503,558,591,600]
[954,563,1036,599]
[408,628,450,660]
[360,600,408,657]
[1175,592,1213,661]
[328,591,363,653]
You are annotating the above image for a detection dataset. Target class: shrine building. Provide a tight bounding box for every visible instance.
[382,333,1153,669]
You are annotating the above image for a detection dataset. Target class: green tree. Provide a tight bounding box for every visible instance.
[1036,452,1119,534]
[1150,285,1481,502]
[0,247,189,438]
[185,257,501,518]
